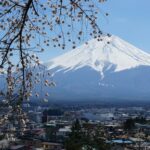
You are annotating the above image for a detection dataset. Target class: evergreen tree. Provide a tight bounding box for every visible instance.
[65,121,110,150]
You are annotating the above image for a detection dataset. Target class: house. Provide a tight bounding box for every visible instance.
[32,128,46,139]
[9,145,27,150]
[42,142,63,150]
[111,145,131,150]
[56,126,71,137]
[0,139,9,149]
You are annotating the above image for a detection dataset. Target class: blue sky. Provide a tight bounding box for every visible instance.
[101,0,150,51]
[40,0,150,61]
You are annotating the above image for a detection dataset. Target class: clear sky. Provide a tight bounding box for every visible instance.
[39,0,150,62]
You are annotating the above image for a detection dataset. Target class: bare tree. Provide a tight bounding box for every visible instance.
[0,1,108,127]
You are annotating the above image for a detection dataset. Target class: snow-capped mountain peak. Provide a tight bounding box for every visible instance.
[45,35,150,77]
[32,35,150,101]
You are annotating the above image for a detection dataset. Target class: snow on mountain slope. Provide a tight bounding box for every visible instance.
[45,35,150,78]
[40,35,150,101]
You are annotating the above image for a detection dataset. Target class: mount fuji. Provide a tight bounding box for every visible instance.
[42,35,150,101]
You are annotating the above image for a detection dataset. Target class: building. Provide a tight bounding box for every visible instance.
[42,142,63,150]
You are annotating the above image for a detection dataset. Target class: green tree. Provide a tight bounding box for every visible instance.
[65,119,83,150]
[65,121,110,150]
[124,118,135,130]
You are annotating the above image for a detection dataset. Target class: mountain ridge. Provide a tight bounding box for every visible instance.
[40,35,150,101]
[45,35,150,78]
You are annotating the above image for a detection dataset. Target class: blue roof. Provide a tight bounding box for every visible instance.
[108,139,133,144]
